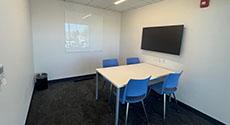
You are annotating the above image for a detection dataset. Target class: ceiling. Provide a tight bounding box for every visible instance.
[65,0,162,12]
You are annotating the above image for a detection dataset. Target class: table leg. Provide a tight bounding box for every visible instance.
[115,88,120,125]
[96,72,98,100]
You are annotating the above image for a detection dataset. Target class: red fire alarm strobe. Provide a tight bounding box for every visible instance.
[200,0,210,8]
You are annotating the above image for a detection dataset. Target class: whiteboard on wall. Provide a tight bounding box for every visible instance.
[65,10,103,52]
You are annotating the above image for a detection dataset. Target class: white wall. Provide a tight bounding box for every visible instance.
[0,0,34,124]
[119,0,230,124]
[31,0,121,80]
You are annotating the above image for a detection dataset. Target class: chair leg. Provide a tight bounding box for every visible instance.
[147,88,151,96]
[141,101,149,123]
[163,93,166,120]
[172,93,180,112]
[108,84,113,103]
[101,81,106,91]
[172,93,178,104]
[169,94,172,102]
[125,103,130,125]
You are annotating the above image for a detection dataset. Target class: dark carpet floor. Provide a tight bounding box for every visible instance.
[26,77,215,125]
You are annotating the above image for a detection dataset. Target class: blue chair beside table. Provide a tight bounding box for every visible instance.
[126,57,140,65]
[113,76,151,125]
[148,71,183,120]
[101,59,119,103]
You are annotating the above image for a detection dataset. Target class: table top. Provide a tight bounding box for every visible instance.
[96,63,174,88]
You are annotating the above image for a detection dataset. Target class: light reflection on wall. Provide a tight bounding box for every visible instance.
[65,23,89,49]
[65,10,103,52]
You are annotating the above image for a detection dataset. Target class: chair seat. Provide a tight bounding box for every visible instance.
[113,90,145,104]
[150,82,178,95]
[149,82,164,95]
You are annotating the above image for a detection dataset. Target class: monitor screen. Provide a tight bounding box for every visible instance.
[141,25,184,55]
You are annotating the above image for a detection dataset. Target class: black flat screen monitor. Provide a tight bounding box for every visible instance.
[141,25,184,55]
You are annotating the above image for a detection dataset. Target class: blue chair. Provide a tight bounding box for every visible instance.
[102,59,119,102]
[126,57,140,65]
[103,59,119,68]
[148,71,183,120]
[113,76,151,125]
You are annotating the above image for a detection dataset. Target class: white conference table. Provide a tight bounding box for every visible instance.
[95,63,174,125]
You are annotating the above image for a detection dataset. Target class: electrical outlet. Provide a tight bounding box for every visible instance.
[162,59,166,64]
[0,64,3,74]
[157,58,167,64]
[0,64,7,85]
[158,58,161,63]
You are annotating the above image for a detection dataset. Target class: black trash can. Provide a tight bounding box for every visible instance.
[35,73,48,90]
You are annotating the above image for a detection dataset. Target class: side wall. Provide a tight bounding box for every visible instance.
[31,0,121,80]
[119,0,230,124]
[0,0,34,124]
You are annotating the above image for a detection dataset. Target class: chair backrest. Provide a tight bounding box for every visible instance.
[162,71,183,94]
[126,57,140,65]
[122,76,151,104]
[103,59,119,68]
